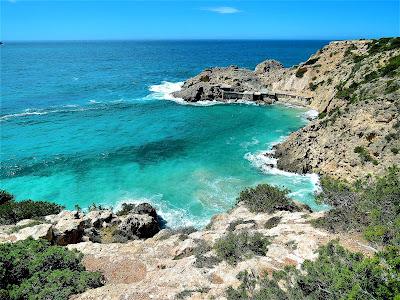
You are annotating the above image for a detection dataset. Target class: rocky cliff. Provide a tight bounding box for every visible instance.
[174,38,400,181]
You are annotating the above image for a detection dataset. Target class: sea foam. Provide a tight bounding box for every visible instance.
[114,196,210,229]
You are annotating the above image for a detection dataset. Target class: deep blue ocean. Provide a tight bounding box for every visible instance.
[1,40,329,228]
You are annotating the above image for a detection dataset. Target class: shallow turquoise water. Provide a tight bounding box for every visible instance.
[1,41,329,227]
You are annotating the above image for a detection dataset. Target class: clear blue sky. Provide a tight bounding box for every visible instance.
[1,0,399,41]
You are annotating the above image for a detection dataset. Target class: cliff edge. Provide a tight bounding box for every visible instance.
[174,38,400,181]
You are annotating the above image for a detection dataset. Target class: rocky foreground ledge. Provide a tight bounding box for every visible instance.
[0,203,162,245]
[67,203,373,300]
[174,38,400,182]
[0,199,374,299]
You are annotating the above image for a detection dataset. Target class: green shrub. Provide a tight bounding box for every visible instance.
[214,231,271,266]
[379,54,400,77]
[0,193,63,225]
[391,148,399,155]
[226,241,400,300]
[309,82,318,91]
[295,67,307,78]
[237,184,297,213]
[314,167,400,246]
[368,37,400,55]
[0,238,104,299]
[304,57,319,66]
[0,190,14,205]
[354,146,378,165]
[264,216,282,229]
[116,203,136,216]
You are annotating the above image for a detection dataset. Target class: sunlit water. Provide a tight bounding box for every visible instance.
[1,41,329,228]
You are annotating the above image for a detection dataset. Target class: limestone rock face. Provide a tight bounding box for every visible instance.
[118,213,160,239]
[84,210,118,228]
[132,203,158,220]
[255,59,284,75]
[52,211,85,246]
[14,223,53,242]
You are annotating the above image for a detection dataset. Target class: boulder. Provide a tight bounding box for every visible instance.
[13,223,53,242]
[118,213,160,239]
[52,211,85,245]
[255,60,284,75]
[84,210,117,228]
[132,203,158,220]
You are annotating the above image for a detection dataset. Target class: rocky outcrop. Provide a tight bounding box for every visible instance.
[174,38,400,181]
[68,203,374,300]
[173,65,265,102]
[117,213,160,240]
[254,59,284,75]
[0,203,161,245]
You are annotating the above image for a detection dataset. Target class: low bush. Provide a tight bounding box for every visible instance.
[116,203,136,216]
[214,231,271,266]
[0,238,104,300]
[226,241,400,300]
[368,37,400,55]
[0,190,14,205]
[304,57,319,66]
[354,146,378,165]
[237,184,297,213]
[379,54,400,77]
[0,192,63,225]
[264,216,282,229]
[295,67,307,78]
[314,166,400,246]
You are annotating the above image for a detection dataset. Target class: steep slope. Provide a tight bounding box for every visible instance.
[272,38,399,181]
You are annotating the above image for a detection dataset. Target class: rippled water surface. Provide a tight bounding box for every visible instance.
[1,40,329,227]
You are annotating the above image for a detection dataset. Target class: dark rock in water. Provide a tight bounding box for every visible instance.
[118,213,160,239]
[133,203,158,220]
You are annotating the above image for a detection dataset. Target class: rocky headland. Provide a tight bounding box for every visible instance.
[174,38,400,182]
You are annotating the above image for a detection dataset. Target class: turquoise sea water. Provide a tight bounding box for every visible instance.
[1,41,329,228]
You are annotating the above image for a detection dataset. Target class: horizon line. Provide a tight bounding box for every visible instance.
[1,37,381,43]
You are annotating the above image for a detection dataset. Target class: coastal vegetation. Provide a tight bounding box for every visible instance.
[237,184,298,213]
[335,37,400,104]
[214,231,271,266]
[0,190,63,225]
[226,241,399,300]
[0,238,104,300]
[313,166,399,246]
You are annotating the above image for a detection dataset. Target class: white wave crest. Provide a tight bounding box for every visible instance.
[114,195,208,229]
[302,109,319,120]
[244,150,321,193]
[148,81,184,101]
[147,81,265,107]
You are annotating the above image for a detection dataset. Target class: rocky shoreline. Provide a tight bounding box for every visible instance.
[174,39,400,182]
